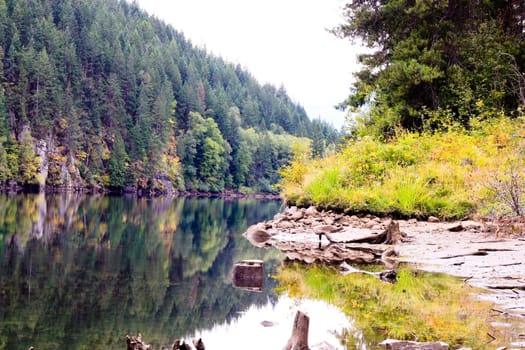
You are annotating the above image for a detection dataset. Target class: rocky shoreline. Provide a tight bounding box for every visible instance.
[243,206,525,318]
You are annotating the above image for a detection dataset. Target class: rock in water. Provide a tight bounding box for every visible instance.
[243,225,271,246]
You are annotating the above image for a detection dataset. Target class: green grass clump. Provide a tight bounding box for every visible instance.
[279,117,525,219]
[275,263,499,349]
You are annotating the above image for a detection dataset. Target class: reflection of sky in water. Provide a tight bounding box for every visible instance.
[188,296,353,350]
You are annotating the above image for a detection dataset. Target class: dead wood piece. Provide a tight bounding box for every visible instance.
[172,339,192,350]
[447,223,465,232]
[283,311,310,350]
[479,262,522,268]
[384,220,402,244]
[193,338,205,350]
[440,250,489,259]
[488,284,525,290]
[478,248,515,252]
[378,339,449,350]
[126,334,151,350]
[324,220,401,245]
[381,247,399,270]
[340,262,397,284]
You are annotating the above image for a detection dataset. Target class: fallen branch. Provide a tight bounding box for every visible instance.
[440,250,488,259]
[340,261,397,284]
[488,285,525,290]
[378,339,449,349]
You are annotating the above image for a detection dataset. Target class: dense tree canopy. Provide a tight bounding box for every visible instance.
[0,0,340,193]
[335,0,525,137]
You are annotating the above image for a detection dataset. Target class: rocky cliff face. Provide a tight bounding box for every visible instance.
[36,137,86,192]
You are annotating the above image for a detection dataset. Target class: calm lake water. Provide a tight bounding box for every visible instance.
[0,194,351,350]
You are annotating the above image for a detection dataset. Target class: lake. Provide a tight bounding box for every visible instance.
[0,194,351,350]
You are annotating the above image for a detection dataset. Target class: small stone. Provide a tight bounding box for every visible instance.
[447,223,464,232]
[428,216,440,223]
[291,210,304,220]
[277,221,295,229]
[274,213,287,221]
[288,206,298,214]
[324,217,335,225]
[305,206,318,216]
[407,218,418,224]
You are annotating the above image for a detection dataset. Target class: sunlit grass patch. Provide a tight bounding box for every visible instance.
[275,263,500,349]
[280,117,525,219]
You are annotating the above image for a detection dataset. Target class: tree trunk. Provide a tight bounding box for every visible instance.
[283,311,310,350]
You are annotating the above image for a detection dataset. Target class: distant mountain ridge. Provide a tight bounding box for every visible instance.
[0,0,339,194]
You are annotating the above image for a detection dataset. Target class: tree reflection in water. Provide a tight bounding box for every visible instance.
[0,194,284,350]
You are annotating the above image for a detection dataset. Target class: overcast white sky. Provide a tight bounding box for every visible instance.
[135,0,362,129]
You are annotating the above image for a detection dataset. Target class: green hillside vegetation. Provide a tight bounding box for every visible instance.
[280,0,525,218]
[0,0,340,194]
[281,118,525,219]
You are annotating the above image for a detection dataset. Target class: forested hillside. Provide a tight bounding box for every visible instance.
[0,0,339,194]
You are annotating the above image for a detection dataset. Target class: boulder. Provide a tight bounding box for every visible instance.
[243,225,272,246]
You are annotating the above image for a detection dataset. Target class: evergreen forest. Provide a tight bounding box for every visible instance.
[0,0,340,194]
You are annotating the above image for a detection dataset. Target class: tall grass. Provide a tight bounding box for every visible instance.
[279,117,525,219]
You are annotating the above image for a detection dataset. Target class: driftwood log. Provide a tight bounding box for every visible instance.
[283,311,310,350]
[340,261,397,283]
[379,339,449,350]
[322,220,402,245]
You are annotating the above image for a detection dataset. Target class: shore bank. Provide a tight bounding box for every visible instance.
[243,206,525,317]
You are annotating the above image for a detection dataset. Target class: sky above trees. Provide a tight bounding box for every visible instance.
[135,0,362,129]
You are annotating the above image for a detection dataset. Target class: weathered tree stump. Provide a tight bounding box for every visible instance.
[232,260,264,291]
[192,338,205,350]
[172,339,192,350]
[126,334,151,350]
[283,311,310,350]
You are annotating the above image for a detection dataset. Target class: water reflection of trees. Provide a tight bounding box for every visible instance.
[0,194,283,350]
